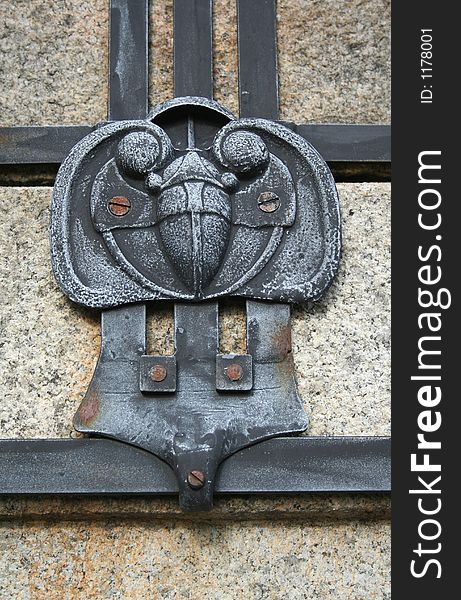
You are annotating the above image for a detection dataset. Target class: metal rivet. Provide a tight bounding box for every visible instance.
[257,191,280,213]
[149,364,167,382]
[187,470,205,490]
[226,363,243,382]
[107,196,131,216]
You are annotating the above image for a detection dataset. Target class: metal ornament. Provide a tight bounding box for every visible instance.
[51,97,340,306]
[50,97,341,511]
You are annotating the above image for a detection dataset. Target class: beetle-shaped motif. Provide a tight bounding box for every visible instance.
[108,120,282,297]
[51,97,340,308]
[157,151,233,295]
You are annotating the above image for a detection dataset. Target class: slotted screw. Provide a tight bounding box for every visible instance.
[257,191,280,213]
[226,363,243,382]
[107,196,131,216]
[187,470,205,490]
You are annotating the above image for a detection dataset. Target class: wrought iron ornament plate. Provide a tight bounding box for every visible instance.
[51,97,340,306]
[50,97,341,511]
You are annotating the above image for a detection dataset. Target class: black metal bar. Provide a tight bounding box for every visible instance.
[173,0,213,98]
[0,126,94,165]
[108,0,149,120]
[0,124,390,165]
[295,124,391,162]
[237,0,279,119]
[0,437,390,494]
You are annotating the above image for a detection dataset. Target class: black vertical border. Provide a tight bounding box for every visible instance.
[392,1,457,596]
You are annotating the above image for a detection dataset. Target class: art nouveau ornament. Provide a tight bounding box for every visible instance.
[51,97,340,307]
[50,97,341,511]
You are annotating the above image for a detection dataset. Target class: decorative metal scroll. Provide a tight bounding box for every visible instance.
[50,97,341,510]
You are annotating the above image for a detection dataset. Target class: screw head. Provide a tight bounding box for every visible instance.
[257,191,280,213]
[226,363,243,382]
[107,196,131,216]
[149,364,167,382]
[187,470,205,490]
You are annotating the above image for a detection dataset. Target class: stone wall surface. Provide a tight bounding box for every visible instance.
[0,519,390,600]
[0,0,391,125]
[0,0,390,598]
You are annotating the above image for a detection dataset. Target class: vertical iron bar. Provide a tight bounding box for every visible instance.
[108,0,149,120]
[237,0,279,119]
[173,0,213,98]
[172,0,218,406]
[73,305,147,433]
[104,2,150,424]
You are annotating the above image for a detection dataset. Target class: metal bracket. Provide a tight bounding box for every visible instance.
[50,97,341,511]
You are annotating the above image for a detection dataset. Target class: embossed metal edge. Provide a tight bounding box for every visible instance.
[147,96,236,122]
[213,118,342,301]
[50,120,168,308]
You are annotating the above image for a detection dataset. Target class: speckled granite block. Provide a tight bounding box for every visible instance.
[1,0,390,125]
[277,0,391,124]
[0,0,108,126]
[0,183,389,439]
[148,0,174,108]
[213,0,239,117]
[0,519,390,599]
[293,183,391,436]
[0,186,99,438]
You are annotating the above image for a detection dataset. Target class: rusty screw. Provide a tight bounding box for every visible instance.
[187,470,205,490]
[257,191,280,213]
[226,363,243,382]
[149,364,167,383]
[107,195,131,216]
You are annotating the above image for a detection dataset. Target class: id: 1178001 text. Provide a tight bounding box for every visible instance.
[420,29,433,104]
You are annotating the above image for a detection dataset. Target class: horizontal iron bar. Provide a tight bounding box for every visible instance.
[294,123,391,162]
[0,436,390,495]
[0,124,390,166]
[0,126,95,165]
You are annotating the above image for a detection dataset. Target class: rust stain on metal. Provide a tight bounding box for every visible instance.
[225,363,243,382]
[272,325,292,356]
[78,391,100,426]
[0,132,12,144]
[107,195,131,216]
[150,364,167,382]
